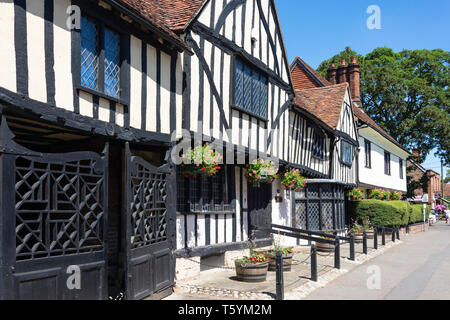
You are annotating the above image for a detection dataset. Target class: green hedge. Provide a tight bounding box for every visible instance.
[349,200,430,227]
[410,204,431,224]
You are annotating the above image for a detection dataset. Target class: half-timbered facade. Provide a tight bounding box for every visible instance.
[0,0,187,300]
[173,0,295,277]
[289,57,358,236]
[1,0,362,299]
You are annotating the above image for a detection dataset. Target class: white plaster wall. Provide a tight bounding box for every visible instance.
[0,0,17,92]
[271,179,297,247]
[359,126,409,192]
[26,0,47,103]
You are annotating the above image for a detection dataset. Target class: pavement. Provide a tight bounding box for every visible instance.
[165,224,419,300]
[305,221,450,300]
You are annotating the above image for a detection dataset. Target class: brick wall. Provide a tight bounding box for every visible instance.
[291,64,321,90]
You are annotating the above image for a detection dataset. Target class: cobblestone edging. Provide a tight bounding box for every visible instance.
[175,284,273,300]
[285,240,403,300]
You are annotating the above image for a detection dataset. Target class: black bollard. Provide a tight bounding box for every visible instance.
[334,236,340,269]
[392,228,396,242]
[382,227,386,246]
[362,231,367,254]
[374,227,378,250]
[276,251,284,300]
[349,233,355,261]
[311,244,318,282]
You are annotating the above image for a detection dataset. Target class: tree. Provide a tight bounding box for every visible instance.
[317,47,450,166]
[445,169,450,184]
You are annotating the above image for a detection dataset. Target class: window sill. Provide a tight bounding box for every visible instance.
[77,86,128,106]
[312,155,326,161]
[231,105,268,122]
[342,162,352,167]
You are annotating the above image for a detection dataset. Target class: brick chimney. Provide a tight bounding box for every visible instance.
[327,63,337,85]
[348,57,361,103]
[337,60,347,84]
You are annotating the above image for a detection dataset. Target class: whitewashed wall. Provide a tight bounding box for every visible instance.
[358,126,409,192]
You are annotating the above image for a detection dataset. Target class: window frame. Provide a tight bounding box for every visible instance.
[399,158,404,179]
[311,128,325,161]
[176,166,235,214]
[77,10,128,105]
[364,139,372,168]
[78,12,125,100]
[232,56,269,121]
[341,140,353,167]
[384,151,391,176]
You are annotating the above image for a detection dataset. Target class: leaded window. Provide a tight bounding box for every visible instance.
[341,140,352,166]
[176,167,233,213]
[234,58,268,119]
[294,182,347,231]
[80,15,121,97]
[312,129,325,160]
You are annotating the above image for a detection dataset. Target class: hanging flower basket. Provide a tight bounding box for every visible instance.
[181,143,223,178]
[280,169,307,191]
[245,159,278,186]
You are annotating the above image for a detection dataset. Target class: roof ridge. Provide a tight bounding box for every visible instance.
[296,82,348,93]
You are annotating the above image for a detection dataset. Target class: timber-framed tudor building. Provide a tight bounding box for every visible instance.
[0,0,402,300]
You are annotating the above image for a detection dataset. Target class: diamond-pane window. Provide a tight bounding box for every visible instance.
[104,28,120,97]
[80,15,121,98]
[234,58,268,119]
[81,17,98,90]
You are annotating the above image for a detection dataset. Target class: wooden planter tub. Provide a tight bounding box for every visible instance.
[235,261,269,282]
[316,242,335,252]
[264,252,293,272]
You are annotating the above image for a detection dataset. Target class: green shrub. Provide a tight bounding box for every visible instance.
[410,204,431,224]
[349,200,412,227]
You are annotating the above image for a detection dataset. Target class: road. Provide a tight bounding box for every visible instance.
[305,222,450,300]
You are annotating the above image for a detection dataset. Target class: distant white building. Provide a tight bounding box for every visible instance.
[353,108,410,194]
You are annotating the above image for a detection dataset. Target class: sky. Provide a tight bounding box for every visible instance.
[276,0,449,177]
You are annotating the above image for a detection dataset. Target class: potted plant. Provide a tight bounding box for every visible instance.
[348,188,364,201]
[181,143,222,178]
[262,233,294,271]
[246,158,278,187]
[234,237,269,282]
[281,169,307,192]
[349,223,364,243]
[349,221,374,242]
[316,231,335,252]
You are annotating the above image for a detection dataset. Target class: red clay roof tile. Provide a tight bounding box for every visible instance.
[293,83,349,131]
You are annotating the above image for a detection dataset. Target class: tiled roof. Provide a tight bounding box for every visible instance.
[115,0,205,50]
[290,57,331,89]
[292,83,349,131]
[352,105,410,153]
